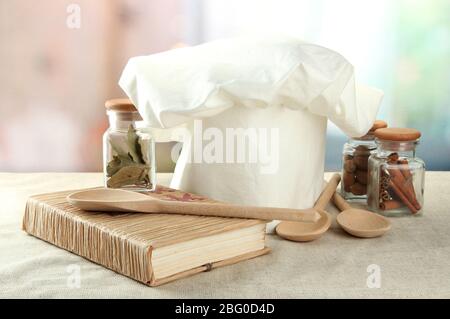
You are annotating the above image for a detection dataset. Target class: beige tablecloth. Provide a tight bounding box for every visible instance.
[1,172,449,298]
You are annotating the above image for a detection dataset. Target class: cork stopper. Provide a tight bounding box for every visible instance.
[374,128,421,141]
[105,98,137,112]
[369,120,388,132]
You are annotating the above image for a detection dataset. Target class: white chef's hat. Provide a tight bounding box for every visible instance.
[119,36,383,212]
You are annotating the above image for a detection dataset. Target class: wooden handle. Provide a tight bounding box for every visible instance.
[157,201,321,223]
[314,173,341,210]
[332,191,352,211]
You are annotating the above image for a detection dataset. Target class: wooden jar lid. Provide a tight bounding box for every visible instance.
[369,120,388,132]
[105,98,137,112]
[374,128,421,141]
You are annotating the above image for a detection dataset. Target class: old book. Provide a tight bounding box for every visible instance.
[22,186,269,286]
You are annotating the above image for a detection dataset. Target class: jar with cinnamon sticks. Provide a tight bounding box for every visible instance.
[367,128,425,216]
[341,120,388,201]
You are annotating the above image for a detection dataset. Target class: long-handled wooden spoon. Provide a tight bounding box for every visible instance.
[67,188,321,222]
[275,173,341,242]
[332,192,391,238]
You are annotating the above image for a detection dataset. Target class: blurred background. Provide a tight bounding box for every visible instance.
[0,0,449,172]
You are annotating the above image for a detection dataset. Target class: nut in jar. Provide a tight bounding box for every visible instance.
[341,120,387,200]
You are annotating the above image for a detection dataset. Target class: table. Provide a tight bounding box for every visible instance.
[1,172,449,298]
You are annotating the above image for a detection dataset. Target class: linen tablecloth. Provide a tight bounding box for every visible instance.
[1,172,449,298]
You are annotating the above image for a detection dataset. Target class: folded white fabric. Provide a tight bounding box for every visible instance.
[119,36,383,211]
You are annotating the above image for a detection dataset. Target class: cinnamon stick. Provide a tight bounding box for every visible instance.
[387,167,421,211]
[379,200,402,211]
[387,179,418,214]
[398,159,420,209]
[386,153,421,210]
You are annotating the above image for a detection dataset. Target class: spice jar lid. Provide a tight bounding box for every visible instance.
[374,128,421,141]
[369,120,388,132]
[105,98,137,112]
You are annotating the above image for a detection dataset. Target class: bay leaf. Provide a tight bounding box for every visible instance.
[106,154,134,177]
[127,125,144,164]
[106,165,148,188]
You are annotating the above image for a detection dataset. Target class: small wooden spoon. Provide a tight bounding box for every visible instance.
[275,174,341,242]
[332,192,391,238]
[67,188,321,222]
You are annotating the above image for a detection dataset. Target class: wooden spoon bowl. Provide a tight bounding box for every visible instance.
[336,208,391,238]
[276,209,331,242]
[333,192,391,238]
[276,174,340,242]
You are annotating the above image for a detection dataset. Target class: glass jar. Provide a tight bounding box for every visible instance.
[102,98,156,191]
[341,120,387,201]
[367,128,425,216]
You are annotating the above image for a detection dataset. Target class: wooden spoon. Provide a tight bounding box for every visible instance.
[67,188,321,222]
[332,192,391,238]
[275,173,341,242]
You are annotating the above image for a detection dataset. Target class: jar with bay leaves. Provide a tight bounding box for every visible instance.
[341,120,388,201]
[103,98,156,191]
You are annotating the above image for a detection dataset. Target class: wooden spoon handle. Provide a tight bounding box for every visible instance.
[157,200,321,222]
[332,191,352,211]
[314,173,341,210]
